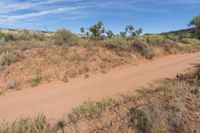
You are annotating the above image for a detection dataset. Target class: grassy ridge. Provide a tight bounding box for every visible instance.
[0,31,200,92]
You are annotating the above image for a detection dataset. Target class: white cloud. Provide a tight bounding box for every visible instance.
[0,0,199,23]
[1,7,82,22]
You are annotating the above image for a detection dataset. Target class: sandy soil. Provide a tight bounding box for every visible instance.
[0,52,200,121]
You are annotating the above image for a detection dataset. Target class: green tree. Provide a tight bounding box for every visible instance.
[125,25,136,37]
[80,27,85,34]
[135,28,143,36]
[120,32,126,38]
[189,14,200,39]
[106,30,114,39]
[89,21,105,40]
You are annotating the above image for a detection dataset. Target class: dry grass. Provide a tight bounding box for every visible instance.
[0,33,200,91]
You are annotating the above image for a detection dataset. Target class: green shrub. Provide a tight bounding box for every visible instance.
[0,32,14,42]
[181,38,200,44]
[178,33,195,39]
[102,37,128,49]
[32,33,46,41]
[161,33,178,41]
[54,29,79,45]
[132,40,155,59]
[0,51,17,66]
[28,73,42,87]
[143,35,164,45]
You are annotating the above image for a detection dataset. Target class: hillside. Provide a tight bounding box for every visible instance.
[0,29,200,94]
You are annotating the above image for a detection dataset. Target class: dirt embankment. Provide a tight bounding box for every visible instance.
[0,52,199,122]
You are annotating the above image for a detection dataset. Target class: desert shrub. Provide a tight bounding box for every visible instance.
[6,81,18,90]
[143,34,164,45]
[0,32,14,42]
[130,104,168,133]
[0,51,18,66]
[12,30,46,41]
[102,37,128,50]
[32,33,46,41]
[181,38,200,44]
[0,113,54,133]
[68,99,113,122]
[132,40,155,59]
[54,29,79,45]
[14,30,33,41]
[178,33,195,39]
[28,73,42,87]
[161,33,178,41]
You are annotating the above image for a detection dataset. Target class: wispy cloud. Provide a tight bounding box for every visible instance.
[1,0,199,23]
[0,0,199,32]
[0,7,83,22]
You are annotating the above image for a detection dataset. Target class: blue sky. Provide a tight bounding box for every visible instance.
[0,0,200,33]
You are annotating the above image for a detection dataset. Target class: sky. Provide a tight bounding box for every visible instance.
[0,0,200,34]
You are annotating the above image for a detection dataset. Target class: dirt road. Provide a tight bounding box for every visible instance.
[0,52,200,121]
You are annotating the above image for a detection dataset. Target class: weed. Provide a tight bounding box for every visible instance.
[28,73,42,87]
[85,73,89,79]
[62,74,69,83]
[0,51,17,66]
[68,98,114,122]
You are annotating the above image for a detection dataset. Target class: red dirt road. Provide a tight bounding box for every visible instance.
[0,52,200,121]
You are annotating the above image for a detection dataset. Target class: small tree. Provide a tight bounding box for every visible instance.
[135,28,143,37]
[89,21,105,40]
[125,25,136,37]
[120,32,126,38]
[189,14,200,39]
[106,30,114,39]
[80,21,105,40]
[80,27,85,34]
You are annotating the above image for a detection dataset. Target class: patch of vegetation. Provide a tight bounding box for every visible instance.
[68,98,114,122]
[0,51,18,66]
[131,104,168,133]
[0,32,14,42]
[28,73,42,87]
[132,39,155,59]
[0,113,55,133]
[54,29,78,45]
[181,38,200,44]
